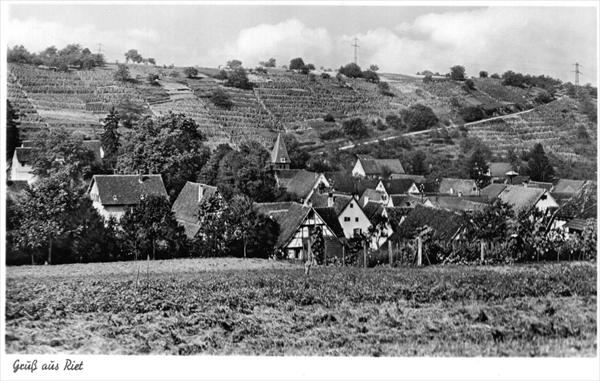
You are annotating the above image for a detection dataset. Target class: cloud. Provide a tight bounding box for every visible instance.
[209,19,332,67]
[349,7,597,83]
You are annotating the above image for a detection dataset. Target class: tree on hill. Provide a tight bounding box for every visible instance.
[450,65,466,81]
[147,73,160,85]
[283,135,310,169]
[459,106,485,122]
[479,71,488,78]
[184,67,199,78]
[369,64,379,72]
[289,57,305,70]
[7,45,34,63]
[116,99,148,128]
[100,107,121,169]
[148,58,156,65]
[198,144,233,185]
[401,104,439,131]
[124,49,143,64]
[342,118,369,139]
[378,81,393,96]
[225,67,252,90]
[339,63,362,78]
[226,59,243,69]
[210,88,233,109]
[117,113,210,200]
[362,70,379,83]
[527,143,555,182]
[260,58,276,67]
[411,150,427,175]
[114,64,131,82]
[120,195,186,260]
[6,100,20,162]
[385,113,405,130]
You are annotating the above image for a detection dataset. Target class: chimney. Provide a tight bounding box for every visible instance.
[327,192,334,208]
[198,185,204,201]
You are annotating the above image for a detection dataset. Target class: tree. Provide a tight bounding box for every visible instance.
[124,49,143,63]
[507,148,521,172]
[289,57,305,70]
[385,114,405,130]
[260,58,276,67]
[226,59,242,69]
[411,150,427,175]
[479,71,488,78]
[184,67,199,78]
[527,143,555,182]
[362,70,380,83]
[468,148,490,187]
[30,128,96,181]
[305,63,315,71]
[378,81,392,96]
[100,107,121,169]
[459,106,485,122]
[463,79,475,90]
[224,195,255,258]
[466,199,515,245]
[117,113,210,200]
[339,63,362,78]
[6,100,20,161]
[423,73,433,83]
[450,65,466,81]
[342,118,369,139]
[114,64,131,82]
[16,170,84,264]
[7,45,33,63]
[148,58,156,65]
[225,67,252,90]
[121,195,186,260]
[369,64,379,72]
[210,88,233,109]
[147,73,160,85]
[283,135,310,169]
[115,99,147,128]
[199,144,233,185]
[402,104,439,131]
[491,73,500,79]
[194,192,230,256]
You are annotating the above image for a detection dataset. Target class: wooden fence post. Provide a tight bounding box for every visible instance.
[363,241,367,269]
[342,245,346,266]
[417,237,422,266]
[480,240,485,264]
[388,240,393,267]
[323,237,328,265]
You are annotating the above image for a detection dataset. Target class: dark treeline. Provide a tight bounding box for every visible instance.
[7,44,105,71]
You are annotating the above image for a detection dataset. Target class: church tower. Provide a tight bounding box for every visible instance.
[270,133,291,170]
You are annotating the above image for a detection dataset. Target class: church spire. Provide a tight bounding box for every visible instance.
[270,133,290,170]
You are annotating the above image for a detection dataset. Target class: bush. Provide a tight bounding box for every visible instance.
[423,74,433,83]
[323,113,335,122]
[491,73,500,79]
[342,118,368,139]
[450,65,466,81]
[385,114,405,130]
[225,68,252,90]
[479,71,488,78]
[210,88,233,109]
[114,64,131,82]
[319,129,345,140]
[213,70,228,80]
[184,67,199,78]
[534,91,554,104]
[463,79,475,90]
[321,72,331,79]
[339,63,362,78]
[147,73,160,85]
[289,57,305,70]
[402,104,439,131]
[459,106,486,122]
[362,70,379,83]
[378,82,393,96]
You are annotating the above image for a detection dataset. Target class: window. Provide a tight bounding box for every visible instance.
[355,217,359,222]
[344,217,350,222]
[353,228,362,236]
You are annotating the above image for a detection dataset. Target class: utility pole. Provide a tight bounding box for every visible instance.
[572,62,582,87]
[97,43,103,55]
[352,38,359,65]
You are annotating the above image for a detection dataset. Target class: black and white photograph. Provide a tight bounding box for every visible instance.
[1,1,598,380]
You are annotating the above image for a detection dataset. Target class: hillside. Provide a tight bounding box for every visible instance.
[7,63,597,177]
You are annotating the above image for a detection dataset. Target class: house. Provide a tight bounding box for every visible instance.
[429,195,488,213]
[553,181,596,232]
[480,183,508,200]
[351,155,405,178]
[269,133,291,170]
[552,179,586,196]
[324,171,378,195]
[275,169,329,201]
[497,185,558,213]
[394,205,466,241]
[438,178,479,196]
[376,178,420,198]
[487,162,513,180]
[390,194,435,209]
[87,174,168,221]
[171,181,219,239]
[10,148,36,184]
[253,202,344,260]
[359,188,392,207]
[526,181,554,191]
[390,173,426,183]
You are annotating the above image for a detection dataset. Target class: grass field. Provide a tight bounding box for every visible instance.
[5,259,597,356]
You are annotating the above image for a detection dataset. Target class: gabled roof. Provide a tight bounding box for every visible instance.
[391,173,426,183]
[253,202,310,248]
[396,205,465,240]
[270,133,290,164]
[506,175,530,185]
[430,195,488,212]
[362,201,385,222]
[357,155,405,175]
[359,188,386,206]
[527,181,554,191]
[438,178,478,196]
[379,178,417,195]
[488,162,513,177]
[553,179,586,195]
[556,181,597,220]
[276,169,323,199]
[565,218,589,232]
[390,194,426,209]
[497,185,549,212]
[314,207,345,238]
[307,191,352,215]
[324,171,378,195]
[89,174,168,206]
[480,183,507,200]
[172,181,218,225]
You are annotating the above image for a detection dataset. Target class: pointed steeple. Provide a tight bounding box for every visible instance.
[270,133,290,169]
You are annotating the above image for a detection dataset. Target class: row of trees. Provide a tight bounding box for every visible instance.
[124,49,155,65]
[8,44,105,71]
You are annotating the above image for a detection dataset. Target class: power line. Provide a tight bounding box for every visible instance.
[351,38,359,65]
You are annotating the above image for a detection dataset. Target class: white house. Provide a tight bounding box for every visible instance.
[351,155,405,179]
[88,174,168,222]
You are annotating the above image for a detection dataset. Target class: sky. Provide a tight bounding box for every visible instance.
[6,3,599,84]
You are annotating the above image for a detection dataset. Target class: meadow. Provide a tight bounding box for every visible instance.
[5,258,597,356]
